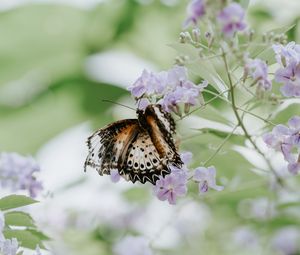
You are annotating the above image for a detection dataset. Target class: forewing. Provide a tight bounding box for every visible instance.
[84,119,139,175]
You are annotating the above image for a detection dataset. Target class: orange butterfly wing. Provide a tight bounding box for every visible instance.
[85,105,183,184]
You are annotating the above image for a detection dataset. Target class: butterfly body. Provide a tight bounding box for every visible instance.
[84,104,182,184]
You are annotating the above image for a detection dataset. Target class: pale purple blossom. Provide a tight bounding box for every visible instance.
[180,151,193,165]
[113,235,152,255]
[137,98,150,110]
[245,58,272,91]
[263,116,300,174]
[217,3,247,37]
[153,165,188,205]
[273,42,300,67]
[129,66,206,114]
[272,227,300,255]
[160,80,207,113]
[193,166,223,193]
[128,69,165,98]
[184,0,206,28]
[273,42,300,97]
[0,238,19,255]
[110,169,121,183]
[0,153,43,198]
[275,62,300,97]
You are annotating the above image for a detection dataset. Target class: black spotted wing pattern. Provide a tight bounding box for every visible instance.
[85,104,183,184]
[84,119,139,175]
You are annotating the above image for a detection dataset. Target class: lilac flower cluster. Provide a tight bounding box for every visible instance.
[273,42,300,97]
[128,66,207,114]
[245,57,272,91]
[193,166,224,193]
[184,1,247,38]
[0,153,43,198]
[263,116,300,174]
[153,152,223,205]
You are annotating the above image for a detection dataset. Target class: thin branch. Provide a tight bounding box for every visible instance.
[221,49,285,187]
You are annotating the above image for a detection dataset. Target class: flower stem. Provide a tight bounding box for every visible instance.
[221,49,285,187]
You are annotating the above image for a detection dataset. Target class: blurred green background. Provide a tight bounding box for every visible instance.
[1,0,300,255]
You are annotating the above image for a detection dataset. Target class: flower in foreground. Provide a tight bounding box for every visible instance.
[193,166,223,193]
[263,116,300,174]
[184,0,206,28]
[0,153,43,197]
[113,235,152,255]
[217,3,247,37]
[153,168,188,205]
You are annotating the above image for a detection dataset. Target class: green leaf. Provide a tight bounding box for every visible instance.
[3,230,45,250]
[27,229,50,241]
[197,128,245,145]
[0,195,38,211]
[4,211,36,228]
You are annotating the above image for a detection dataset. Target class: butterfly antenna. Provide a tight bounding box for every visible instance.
[101,99,136,111]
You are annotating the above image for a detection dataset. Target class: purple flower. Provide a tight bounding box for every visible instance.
[193,166,223,193]
[287,162,300,175]
[245,58,272,91]
[0,153,43,198]
[0,238,19,255]
[263,116,300,174]
[110,169,121,183]
[184,0,206,28]
[153,167,188,205]
[262,125,291,150]
[217,3,247,37]
[160,80,207,113]
[288,116,300,146]
[273,42,300,67]
[275,62,300,97]
[180,151,193,165]
[128,69,165,98]
[113,235,152,255]
[272,227,300,255]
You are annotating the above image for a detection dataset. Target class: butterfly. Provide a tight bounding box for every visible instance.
[84,104,183,184]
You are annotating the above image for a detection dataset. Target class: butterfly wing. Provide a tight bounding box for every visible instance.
[84,119,139,175]
[143,105,182,166]
[121,131,171,184]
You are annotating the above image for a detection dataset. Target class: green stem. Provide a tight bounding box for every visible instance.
[221,49,284,187]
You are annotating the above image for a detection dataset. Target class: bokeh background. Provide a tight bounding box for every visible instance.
[1,0,300,254]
